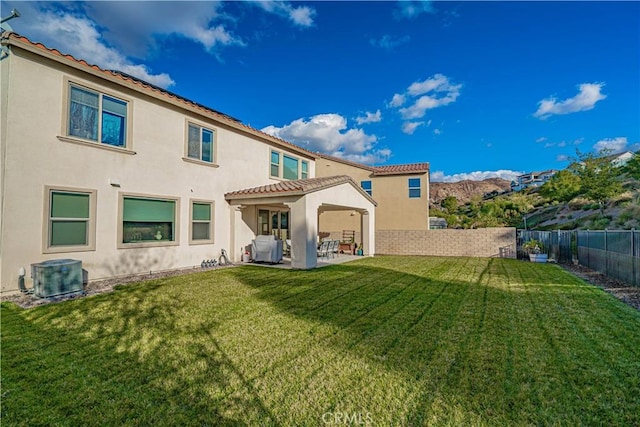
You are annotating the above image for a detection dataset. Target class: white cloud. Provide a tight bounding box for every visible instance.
[395,0,435,19]
[433,128,442,135]
[389,93,406,108]
[557,154,570,162]
[10,1,314,88]
[251,1,316,27]
[401,121,424,135]
[593,137,632,154]
[392,74,462,122]
[80,1,243,56]
[536,137,547,143]
[370,34,410,50]
[262,114,389,164]
[355,110,382,125]
[431,170,523,183]
[534,83,606,119]
[20,9,175,88]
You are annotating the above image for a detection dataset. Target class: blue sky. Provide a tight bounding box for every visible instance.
[4,1,639,182]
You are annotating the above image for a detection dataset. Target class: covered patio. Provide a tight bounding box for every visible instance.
[244,253,363,269]
[225,175,376,269]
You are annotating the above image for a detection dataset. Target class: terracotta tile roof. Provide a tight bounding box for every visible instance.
[225,175,376,205]
[372,163,430,176]
[316,153,429,176]
[1,31,316,159]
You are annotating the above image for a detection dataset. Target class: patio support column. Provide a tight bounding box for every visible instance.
[287,197,318,269]
[361,209,374,256]
[229,206,244,263]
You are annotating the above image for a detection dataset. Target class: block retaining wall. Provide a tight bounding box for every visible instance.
[376,228,517,258]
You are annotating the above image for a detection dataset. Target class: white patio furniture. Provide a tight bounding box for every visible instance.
[317,240,330,259]
[251,235,283,264]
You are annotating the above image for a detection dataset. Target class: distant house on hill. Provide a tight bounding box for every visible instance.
[604,151,635,167]
[511,170,557,192]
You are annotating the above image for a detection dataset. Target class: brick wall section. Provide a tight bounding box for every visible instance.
[376,228,516,258]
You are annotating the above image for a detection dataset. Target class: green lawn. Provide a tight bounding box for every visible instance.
[2,256,639,426]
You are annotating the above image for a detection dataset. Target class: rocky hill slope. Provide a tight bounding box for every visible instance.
[430,178,512,206]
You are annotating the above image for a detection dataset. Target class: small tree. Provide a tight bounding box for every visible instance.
[569,150,623,215]
[539,169,581,202]
[441,196,458,214]
[622,152,640,180]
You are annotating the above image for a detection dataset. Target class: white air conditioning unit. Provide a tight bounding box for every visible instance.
[31,259,83,298]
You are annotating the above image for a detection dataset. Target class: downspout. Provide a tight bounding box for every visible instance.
[0,33,13,288]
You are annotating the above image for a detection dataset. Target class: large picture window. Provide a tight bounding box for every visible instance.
[187,123,215,163]
[190,201,214,244]
[283,155,299,180]
[121,196,177,245]
[68,84,128,147]
[45,187,96,253]
[408,178,421,198]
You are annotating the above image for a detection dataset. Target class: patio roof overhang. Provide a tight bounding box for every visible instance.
[224,175,377,206]
[224,175,376,269]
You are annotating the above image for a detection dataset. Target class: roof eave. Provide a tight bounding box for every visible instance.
[3,32,316,160]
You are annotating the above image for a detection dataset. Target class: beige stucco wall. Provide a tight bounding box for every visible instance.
[376,228,517,258]
[0,46,315,292]
[315,157,429,231]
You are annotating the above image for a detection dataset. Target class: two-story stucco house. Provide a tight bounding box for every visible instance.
[314,154,430,241]
[1,32,438,294]
[0,32,381,293]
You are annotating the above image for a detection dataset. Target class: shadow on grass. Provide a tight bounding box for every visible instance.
[1,275,276,426]
[3,257,639,425]
[224,257,640,425]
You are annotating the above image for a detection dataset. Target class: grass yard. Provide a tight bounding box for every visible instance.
[2,256,640,426]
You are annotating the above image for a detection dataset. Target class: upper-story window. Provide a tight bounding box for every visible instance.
[283,155,299,180]
[270,151,280,177]
[270,150,309,180]
[408,178,421,198]
[187,123,215,163]
[361,180,372,196]
[68,84,128,147]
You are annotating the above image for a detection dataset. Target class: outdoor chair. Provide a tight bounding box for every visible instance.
[328,240,339,258]
[317,240,330,259]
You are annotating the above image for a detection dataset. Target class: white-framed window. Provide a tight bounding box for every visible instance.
[408,178,421,198]
[270,150,309,180]
[361,180,372,196]
[44,186,97,253]
[190,200,214,244]
[119,194,179,248]
[67,83,128,147]
[270,150,280,178]
[187,123,215,163]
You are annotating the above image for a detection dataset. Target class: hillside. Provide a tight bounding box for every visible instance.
[430,178,512,206]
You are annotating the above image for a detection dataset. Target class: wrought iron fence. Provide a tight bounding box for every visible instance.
[517,230,575,264]
[518,229,639,287]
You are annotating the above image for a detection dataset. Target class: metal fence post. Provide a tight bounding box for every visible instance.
[604,229,608,276]
[633,229,636,287]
